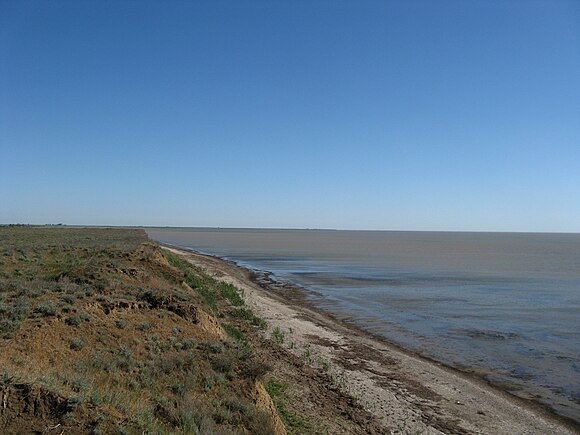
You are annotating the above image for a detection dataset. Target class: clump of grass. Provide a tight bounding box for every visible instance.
[218,282,244,307]
[200,342,224,354]
[0,373,21,385]
[61,294,76,305]
[233,307,267,329]
[243,360,269,380]
[65,315,82,326]
[271,326,285,344]
[164,252,219,311]
[136,322,152,331]
[212,354,234,374]
[265,379,287,398]
[187,277,217,312]
[179,338,197,350]
[35,301,58,317]
[0,299,31,336]
[222,323,246,344]
[70,338,85,350]
[265,378,312,433]
[64,312,90,325]
[163,251,192,272]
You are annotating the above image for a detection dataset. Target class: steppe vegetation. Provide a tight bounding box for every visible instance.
[0,226,279,434]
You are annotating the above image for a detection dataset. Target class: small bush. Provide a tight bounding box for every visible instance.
[243,360,270,380]
[115,318,128,329]
[152,351,196,376]
[70,338,85,350]
[200,342,224,354]
[35,301,58,317]
[179,338,197,350]
[0,319,21,335]
[236,343,254,361]
[65,315,82,326]
[61,294,76,305]
[137,322,152,331]
[212,354,234,374]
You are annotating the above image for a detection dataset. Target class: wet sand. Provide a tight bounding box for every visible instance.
[164,245,579,434]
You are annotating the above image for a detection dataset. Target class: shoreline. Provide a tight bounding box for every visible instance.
[163,244,579,434]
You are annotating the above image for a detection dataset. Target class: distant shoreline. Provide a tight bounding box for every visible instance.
[164,243,579,434]
[3,224,579,235]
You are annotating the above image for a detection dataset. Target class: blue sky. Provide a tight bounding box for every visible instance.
[1,0,579,231]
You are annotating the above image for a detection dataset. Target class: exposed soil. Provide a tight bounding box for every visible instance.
[165,246,580,435]
[0,382,99,434]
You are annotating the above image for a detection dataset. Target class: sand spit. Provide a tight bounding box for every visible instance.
[164,246,578,435]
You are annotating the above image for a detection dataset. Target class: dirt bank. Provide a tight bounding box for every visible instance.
[164,246,579,435]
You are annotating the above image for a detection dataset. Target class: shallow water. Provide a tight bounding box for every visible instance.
[146,228,580,422]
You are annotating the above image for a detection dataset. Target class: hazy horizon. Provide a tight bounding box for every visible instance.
[2,1,579,232]
[2,223,579,235]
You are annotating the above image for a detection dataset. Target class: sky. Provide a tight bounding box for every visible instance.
[1,0,579,232]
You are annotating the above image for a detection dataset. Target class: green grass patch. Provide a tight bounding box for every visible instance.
[163,251,192,271]
[264,379,287,399]
[164,251,219,311]
[185,274,217,311]
[218,282,244,307]
[222,323,246,344]
[265,379,313,434]
[271,326,285,344]
[233,307,267,329]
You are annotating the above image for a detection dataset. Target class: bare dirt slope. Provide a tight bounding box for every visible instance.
[165,246,579,435]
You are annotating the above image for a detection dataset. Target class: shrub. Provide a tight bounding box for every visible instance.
[115,318,128,329]
[200,342,224,354]
[179,338,197,350]
[65,315,82,326]
[0,319,21,334]
[243,360,270,380]
[35,301,58,317]
[70,338,85,350]
[137,322,152,331]
[212,354,234,374]
[62,294,76,304]
[152,351,196,376]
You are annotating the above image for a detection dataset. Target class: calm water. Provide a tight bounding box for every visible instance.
[146,228,580,422]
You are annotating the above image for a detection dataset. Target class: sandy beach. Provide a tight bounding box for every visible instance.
[164,245,579,435]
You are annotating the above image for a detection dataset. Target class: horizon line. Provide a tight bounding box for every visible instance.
[2,223,579,235]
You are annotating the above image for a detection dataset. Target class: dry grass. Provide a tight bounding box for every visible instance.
[0,226,278,434]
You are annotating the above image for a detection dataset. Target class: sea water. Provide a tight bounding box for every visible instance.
[146,228,580,423]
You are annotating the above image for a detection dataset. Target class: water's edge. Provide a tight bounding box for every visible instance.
[161,242,580,430]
